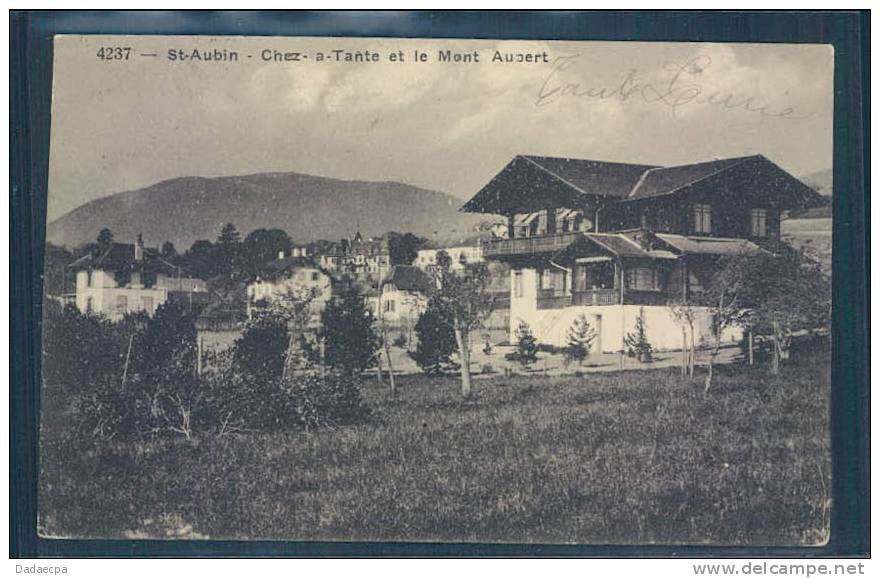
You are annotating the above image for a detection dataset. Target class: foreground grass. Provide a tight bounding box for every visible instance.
[39,357,830,544]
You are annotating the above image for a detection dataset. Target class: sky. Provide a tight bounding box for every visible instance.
[47,35,834,221]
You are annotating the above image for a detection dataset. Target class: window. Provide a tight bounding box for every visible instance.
[116,294,128,313]
[513,271,523,298]
[626,267,660,291]
[384,299,396,312]
[693,204,712,234]
[750,208,768,237]
[541,269,553,290]
[141,296,154,313]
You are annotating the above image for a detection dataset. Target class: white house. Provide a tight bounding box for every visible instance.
[246,252,333,325]
[376,265,433,329]
[67,235,207,321]
[415,243,483,271]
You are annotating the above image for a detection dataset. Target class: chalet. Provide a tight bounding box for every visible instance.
[462,154,821,351]
[246,252,333,324]
[66,235,208,320]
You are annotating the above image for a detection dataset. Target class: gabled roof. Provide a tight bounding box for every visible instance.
[583,233,677,260]
[67,242,179,275]
[464,153,823,215]
[381,265,433,294]
[522,155,659,198]
[627,156,757,200]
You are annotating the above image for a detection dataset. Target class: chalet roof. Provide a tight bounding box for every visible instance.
[381,265,433,294]
[522,155,659,198]
[654,234,764,256]
[628,156,757,200]
[464,153,823,215]
[583,233,678,260]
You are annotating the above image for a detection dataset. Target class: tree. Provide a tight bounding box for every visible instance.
[321,284,380,376]
[564,314,597,366]
[734,246,831,376]
[387,231,427,266]
[624,307,654,363]
[129,301,197,384]
[429,251,495,398]
[160,241,179,263]
[215,223,244,280]
[181,239,217,280]
[409,297,460,375]
[507,320,539,369]
[96,228,114,250]
[669,297,698,378]
[242,228,292,274]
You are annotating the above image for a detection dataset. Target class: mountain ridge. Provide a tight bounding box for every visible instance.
[47,171,489,250]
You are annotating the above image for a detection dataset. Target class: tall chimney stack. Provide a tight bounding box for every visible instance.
[134,234,144,261]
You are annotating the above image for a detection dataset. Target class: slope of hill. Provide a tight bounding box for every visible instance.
[47,173,489,250]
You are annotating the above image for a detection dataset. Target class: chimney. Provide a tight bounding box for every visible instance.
[134,234,144,261]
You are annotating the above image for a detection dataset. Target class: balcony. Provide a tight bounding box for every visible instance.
[482,232,581,258]
[572,289,619,306]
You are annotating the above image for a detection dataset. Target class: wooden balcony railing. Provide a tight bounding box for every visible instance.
[482,233,581,258]
[571,289,619,306]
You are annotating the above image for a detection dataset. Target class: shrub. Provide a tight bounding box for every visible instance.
[232,315,289,383]
[564,314,597,366]
[409,300,460,375]
[624,307,654,362]
[286,369,371,431]
[505,320,538,368]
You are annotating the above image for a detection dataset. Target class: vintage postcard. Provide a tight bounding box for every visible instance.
[40,35,833,544]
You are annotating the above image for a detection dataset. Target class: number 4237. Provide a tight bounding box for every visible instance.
[96,47,132,60]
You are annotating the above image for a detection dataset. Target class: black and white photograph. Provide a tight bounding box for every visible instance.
[37,33,836,545]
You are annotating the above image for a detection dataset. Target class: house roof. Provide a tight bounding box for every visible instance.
[381,265,433,294]
[627,156,757,200]
[464,153,823,214]
[522,155,659,198]
[654,234,764,256]
[583,233,677,260]
[67,242,180,275]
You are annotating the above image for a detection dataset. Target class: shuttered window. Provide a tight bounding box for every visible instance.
[751,208,768,237]
[693,204,712,234]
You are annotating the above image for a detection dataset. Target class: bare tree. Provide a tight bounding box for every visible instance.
[429,251,495,399]
[669,297,698,378]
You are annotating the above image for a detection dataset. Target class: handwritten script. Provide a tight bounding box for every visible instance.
[535,54,798,120]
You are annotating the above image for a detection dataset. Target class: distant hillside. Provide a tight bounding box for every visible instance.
[800,168,832,196]
[47,172,490,250]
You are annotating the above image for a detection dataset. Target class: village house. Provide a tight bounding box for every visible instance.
[462,154,821,351]
[245,251,334,324]
[415,242,484,271]
[66,235,208,320]
[375,265,433,330]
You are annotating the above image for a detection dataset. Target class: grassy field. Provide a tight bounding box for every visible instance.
[39,355,830,545]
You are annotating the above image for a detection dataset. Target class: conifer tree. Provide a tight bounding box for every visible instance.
[564,314,597,366]
[624,307,654,362]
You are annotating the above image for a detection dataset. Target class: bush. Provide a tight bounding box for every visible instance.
[505,320,538,368]
[232,315,289,383]
[409,299,460,375]
[624,307,654,362]
[286,369,371,431]
[564,314,597,366]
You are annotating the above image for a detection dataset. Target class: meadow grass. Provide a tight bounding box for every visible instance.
[39,355,830,544]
